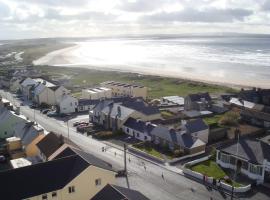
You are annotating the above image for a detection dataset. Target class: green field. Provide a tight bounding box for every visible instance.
[191,160,242,187]
[36,66,238,98]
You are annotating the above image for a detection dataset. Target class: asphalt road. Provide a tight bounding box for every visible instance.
[1,90,269,200]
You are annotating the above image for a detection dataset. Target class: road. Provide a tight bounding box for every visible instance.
[1,90,269,200]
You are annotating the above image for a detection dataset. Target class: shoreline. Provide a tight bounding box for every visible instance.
[33,43,269,90]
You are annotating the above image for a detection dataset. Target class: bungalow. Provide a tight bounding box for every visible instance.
[182,118,209,143]
[123,118,155,141]
[184,92,212,111]
[151,126,206,154]
[0,150,116,200]
[91,184,150,200]
[56,94,78,114]
[216,139,270,184]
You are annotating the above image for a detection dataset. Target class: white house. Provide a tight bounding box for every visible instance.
[216,139,270,184]
[57,94,78,114]
[123,118,155,141]
[82,87,112,100]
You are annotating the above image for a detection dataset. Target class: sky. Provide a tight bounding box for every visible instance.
[0,0,270,40]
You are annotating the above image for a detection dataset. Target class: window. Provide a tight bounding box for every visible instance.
[144,136,147,140]
[4,131,7,135]
[230,157,236,165]
[95,178,101,186]
[250,164,263,175]
[42,194,47,200]
[52,192,57,198]
[68,186,75,193]
[220,153,230,163]
[137,133,140,137]
[126,128,129,133]
[75,102,78,106]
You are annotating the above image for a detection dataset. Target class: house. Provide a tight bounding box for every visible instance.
[121,100,161,121]
[123,118,155,141]
[241,109,270,128]
[0,151,116,200]
[6,136,25,159]
[161,96,185,106]
[184,92,212,111]
[82,87,112,100]
[36,132,64,161]
[239,88,270,106]
[151,126,206,154]
[78,99,100,112]
[101,81,148,99]
[25,134,45,157]
[216,139,270,184]
[182,118,209,143]
[229,97,264,111]
[56,94,78,114]
[20,77,37,99]
[90,99,161,131]
[91,184,150,200]
[0,107,27,139]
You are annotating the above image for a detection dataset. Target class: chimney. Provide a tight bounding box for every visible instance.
[43,80,46,85]
[15,106,20,115]
[136,119,141,123]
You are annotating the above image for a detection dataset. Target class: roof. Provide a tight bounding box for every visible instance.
[241,109,270,122]
[36,132,64,158]
[123,118,155,136]
[187,92,212,102]
[218,139,270,165]
[185,118,208,133]
[0,154,89,200]
[78,99,100,106]
[122,100,160,116]
[102,81,145,88]
[103,104,135,121]
[49,85,61,91]
[162,96,184,105]
[91,184,150,200]
[49,145,114,172]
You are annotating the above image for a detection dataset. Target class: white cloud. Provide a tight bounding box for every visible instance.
[0,0,270,39]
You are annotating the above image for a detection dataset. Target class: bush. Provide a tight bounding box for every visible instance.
[210,147,217,161]
[219,111,240,126]
[173,149,183,157]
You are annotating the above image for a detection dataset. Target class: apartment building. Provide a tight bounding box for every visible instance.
[82,87,112,100]
[101,81,147,99]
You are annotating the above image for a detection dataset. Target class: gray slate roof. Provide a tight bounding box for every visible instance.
[187,92,212,102]
[218,139,270,164]
[91,184,150,200]
[185,118,208,133]
[123,118,155,136]
[122,100,160,116]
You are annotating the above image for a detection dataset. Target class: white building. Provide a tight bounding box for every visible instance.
[217,139,270,184]
[57,94,78,114]
[161,96,185,106]
[82,87,112,100]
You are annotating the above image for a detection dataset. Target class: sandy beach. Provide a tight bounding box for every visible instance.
[33,37,270,89]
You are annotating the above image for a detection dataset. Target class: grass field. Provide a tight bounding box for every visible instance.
[191,160,242,187]
[36,66,238,98]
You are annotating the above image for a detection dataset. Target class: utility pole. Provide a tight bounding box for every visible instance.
[124,143,127,175]
[67,119,70,139]
[33,108,36,124]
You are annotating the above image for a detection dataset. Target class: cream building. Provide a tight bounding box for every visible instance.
[82,87,112,100]
[100,81,147,99]
[0,148,116,200]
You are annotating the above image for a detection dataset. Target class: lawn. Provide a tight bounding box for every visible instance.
[36,66,238,98]
[191,160,242,187]
[161,110,175,119]
[133,143,164,159]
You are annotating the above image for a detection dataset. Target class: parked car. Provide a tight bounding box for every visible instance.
[42,109,51,114]
[77,125,92,133]
[47,111,58,117]
[29,103,38,109]
[0,155,6,163]
[73,121,88,127]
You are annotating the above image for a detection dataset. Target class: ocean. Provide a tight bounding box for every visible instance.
[34,35,270,88]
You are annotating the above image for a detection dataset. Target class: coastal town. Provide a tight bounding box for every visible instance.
[0,65,269,200]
